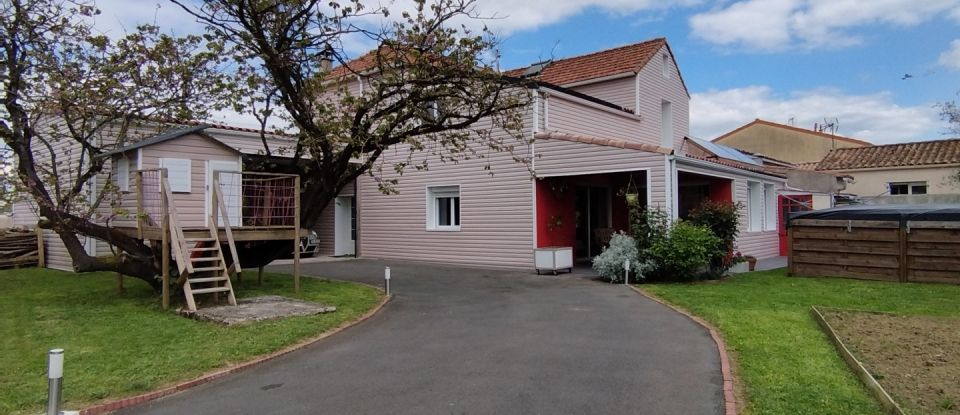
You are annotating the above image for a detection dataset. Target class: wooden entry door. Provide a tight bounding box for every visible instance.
[778,194,813,256]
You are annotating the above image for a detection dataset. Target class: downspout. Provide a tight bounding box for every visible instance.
[531,91,540,249]
[356,75,364,93]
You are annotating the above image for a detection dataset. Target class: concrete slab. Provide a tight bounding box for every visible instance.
[185,295,336,326]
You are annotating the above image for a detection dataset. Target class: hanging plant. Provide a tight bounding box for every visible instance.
[624,173,640,206]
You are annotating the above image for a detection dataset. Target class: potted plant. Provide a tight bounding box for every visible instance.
[728,251,749,273]
[745,255,758,271]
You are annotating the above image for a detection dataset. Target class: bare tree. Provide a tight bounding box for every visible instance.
[1,0,226,288]
[172,0,532,267]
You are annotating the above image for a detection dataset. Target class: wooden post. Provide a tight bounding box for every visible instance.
[161,169,170,310]
[787,227,795,276]
[116,271,124,295]
[898,225,909,283]
[136,171,144,239]
[257,266,264,286]
[293,175,301,294]
[35,224,45,268]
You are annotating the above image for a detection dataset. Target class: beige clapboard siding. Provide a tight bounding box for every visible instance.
[544,94,645,144]
[569,76,636,111]
[534,139,668,209]
[314,180,355,256]
[635,45,689,152]
[357,116,535,269]
[677,162,782,259]
[138,133,241,229]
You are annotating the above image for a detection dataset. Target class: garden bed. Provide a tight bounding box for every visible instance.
[644,268,960,415]
[822,310,960,414]
[0,267,383,415]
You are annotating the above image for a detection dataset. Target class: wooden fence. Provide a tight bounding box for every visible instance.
[789,219,960,284]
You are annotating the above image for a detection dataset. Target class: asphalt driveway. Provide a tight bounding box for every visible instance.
[120,259,723,415]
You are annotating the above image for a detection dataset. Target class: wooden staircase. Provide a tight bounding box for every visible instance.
[162,176,238,312]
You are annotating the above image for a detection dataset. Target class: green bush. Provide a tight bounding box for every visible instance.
[688,200,742,276]
[628,205,670,253]
[649,221,722,281]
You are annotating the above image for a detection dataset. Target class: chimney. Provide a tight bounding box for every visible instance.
[320,44,333,72]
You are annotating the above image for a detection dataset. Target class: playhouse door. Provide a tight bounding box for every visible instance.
[207,160,242,227]
[778,194,813,256]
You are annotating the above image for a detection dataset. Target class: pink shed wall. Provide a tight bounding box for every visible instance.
[137,133,242,228]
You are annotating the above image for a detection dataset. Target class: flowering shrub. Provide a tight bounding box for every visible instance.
[592,232,651,283]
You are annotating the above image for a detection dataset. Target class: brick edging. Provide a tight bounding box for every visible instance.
[79,292,392,415]
[628,285,740,415]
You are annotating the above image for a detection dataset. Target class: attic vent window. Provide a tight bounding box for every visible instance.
[523,60,552,77]
[661,54,670,79]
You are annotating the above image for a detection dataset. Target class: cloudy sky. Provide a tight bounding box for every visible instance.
[91,0,960,144]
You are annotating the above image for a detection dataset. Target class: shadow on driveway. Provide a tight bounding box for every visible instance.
[120,259,723,415]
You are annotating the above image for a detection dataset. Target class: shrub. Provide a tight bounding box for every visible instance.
[592,232,651,283]
[649,221,722,281]
[628,205,670,253]
[688,200,743,275]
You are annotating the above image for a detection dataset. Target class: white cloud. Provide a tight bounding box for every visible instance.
[939,39,960,70]
[690,86,943,144]
[88,0,203,38]
[690,0,960,51]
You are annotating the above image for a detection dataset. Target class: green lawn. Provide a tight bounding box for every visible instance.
[0,267,383,414]
[644,269,960,415]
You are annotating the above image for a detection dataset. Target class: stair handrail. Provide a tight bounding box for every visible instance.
[212,172,242,279]
[160,174,193,275]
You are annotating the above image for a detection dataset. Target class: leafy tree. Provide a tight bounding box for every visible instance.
[171,0,531,266]
[939,94,960,188]
[1,0,226,287]
[2,0,529,288]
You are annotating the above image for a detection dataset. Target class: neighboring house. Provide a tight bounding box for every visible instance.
[713,119,871,164]
[18,37,790,273]
[815,138,960,204]
[336,37,786,267]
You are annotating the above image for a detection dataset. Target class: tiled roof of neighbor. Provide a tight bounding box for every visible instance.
[504,38,667,86]
[816,138,960,171]
[713,119,872,147]
[794,162,820,171]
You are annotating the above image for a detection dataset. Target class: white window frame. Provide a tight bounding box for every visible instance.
[426,185,461,231]
[763,183,777,231]
[160,158,192,193]
[660,100,673,148]
[747,180,763,232]
[114,156,130,192]
[888,181,927,195]
[662,53,671,79]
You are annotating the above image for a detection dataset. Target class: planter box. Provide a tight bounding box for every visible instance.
[729,262,749,274]
[534,247,573,275]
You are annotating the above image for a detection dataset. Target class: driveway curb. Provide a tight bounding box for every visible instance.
[629,285,739,415]
[79,291,392,415]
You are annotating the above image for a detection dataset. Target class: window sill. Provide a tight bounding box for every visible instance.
[426,226,461,232]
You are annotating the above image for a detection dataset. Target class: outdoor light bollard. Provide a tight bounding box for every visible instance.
[47,348,64,415]
[623,259,630,285]
[384,267,391,296]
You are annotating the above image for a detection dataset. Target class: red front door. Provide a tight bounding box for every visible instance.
[778,194,813,256]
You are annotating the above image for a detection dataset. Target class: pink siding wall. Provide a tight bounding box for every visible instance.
[534,139,668,210]
[637,45,690,152]
[357,118,535,269]
[138,133,241,229]
[676,162,783,259]
[315,180,355,256]
[543,93,647,144]
[569,76,636,111]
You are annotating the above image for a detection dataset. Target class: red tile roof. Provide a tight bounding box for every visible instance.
[816,138,960,171]
[713,119,872,147]
[535,132,672,155]
[504,38,667,86]
[794,162,820,171]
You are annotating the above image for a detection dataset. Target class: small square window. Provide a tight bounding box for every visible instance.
[888,182,926,195]
[427,185,460,231]
[160,158,192,193]
[911,184,928,195]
